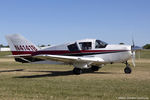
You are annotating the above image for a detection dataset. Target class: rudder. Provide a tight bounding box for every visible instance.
[5,34,39,55]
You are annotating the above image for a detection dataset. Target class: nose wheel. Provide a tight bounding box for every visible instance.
[124,61,132,74]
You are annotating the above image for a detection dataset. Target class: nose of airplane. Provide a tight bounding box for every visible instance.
[125,45,132,51]
[122,45,132,56]
[120,45,132,52]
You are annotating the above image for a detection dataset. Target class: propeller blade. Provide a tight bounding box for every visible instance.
[132,37,135,47]
[131,37,142,67]
[132,51,136,67]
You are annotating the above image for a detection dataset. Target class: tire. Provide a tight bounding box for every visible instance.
[91,66,99,71]
[124,67,132,74]
[73,68,82,75]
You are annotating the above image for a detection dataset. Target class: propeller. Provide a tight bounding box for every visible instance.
[131,50,136,67]
[131,36,143,67]
[131,38,136,67]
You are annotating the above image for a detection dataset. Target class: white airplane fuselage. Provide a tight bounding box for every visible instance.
[31,39,132,66]
[6,34,134,74]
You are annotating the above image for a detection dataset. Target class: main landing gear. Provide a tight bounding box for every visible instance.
[124,61,132,74]
[73,66,100,75]
[73,68,82,75]
[91,66,100,72]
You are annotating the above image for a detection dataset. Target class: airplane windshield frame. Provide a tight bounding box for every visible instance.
[95,40,108,48]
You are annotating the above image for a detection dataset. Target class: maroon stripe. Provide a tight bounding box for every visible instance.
[12,51,34,55]
[11,50,128,55]
[33,50,128,55]
[32,50,69,55]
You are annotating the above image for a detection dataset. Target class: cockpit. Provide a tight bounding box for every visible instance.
[95,40,108,48]
[67,39,108,52]
[79,42,92,50]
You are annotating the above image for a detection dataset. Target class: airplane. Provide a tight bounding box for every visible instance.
[5,34,141,75]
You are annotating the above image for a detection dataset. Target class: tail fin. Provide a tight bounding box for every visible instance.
[5,34,39,55]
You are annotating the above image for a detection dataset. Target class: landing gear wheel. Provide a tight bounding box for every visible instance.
[91,66,99,72]
[73,68,82,75]
[124,67,132,74]
[124,61,132,74]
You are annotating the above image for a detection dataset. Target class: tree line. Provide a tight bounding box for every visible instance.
[143,44,150,49]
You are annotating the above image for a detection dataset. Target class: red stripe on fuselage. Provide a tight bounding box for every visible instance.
[11,50,129,56]
[12,51,34,55]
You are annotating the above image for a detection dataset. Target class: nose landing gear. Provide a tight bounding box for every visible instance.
[124,61,132,74]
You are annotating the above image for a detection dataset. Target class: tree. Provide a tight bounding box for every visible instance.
[143,44,150,49]
[39,44,51,47]
[0,44,3,47]
[40,45,46,47]
[0,44,9,47]
[119,43,125,45]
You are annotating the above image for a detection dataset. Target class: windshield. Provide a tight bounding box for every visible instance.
[95,40,108,48]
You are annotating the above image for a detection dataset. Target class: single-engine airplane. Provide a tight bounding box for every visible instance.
[6,34,141,75]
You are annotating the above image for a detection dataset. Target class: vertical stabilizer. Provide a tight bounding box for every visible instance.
[5,34,39,55]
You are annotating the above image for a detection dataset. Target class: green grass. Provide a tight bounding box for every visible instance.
[137,49,150,59]
[0,60,149,100]
[0,51,149,100]
[0,51,11,58]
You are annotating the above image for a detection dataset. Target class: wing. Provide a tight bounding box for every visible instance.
[6,54,105,65]
[34,54,105,64]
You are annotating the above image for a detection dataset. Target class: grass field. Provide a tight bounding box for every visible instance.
[0,51,149,100]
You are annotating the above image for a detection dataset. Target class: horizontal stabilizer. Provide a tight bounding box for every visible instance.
[6,54,32,57]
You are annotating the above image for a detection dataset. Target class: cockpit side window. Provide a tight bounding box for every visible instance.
[79,42,92,50]
[67,43,79,52]
[95,40,107,48]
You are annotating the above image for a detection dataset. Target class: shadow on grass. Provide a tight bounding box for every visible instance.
[94,72,123,74]
[14,70,123,78]
[15,70,74,78]
[0,69,24,73]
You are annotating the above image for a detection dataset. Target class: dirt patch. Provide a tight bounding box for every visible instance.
[128,59,150,63]
[0,58,15,62]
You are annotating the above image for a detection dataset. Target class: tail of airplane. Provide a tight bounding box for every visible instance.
[5,34,42,63]
[6,34,39,55]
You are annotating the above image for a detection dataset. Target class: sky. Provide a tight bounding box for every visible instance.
[0,0,150,46]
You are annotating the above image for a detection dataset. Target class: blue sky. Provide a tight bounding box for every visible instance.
[0,0,150,46]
